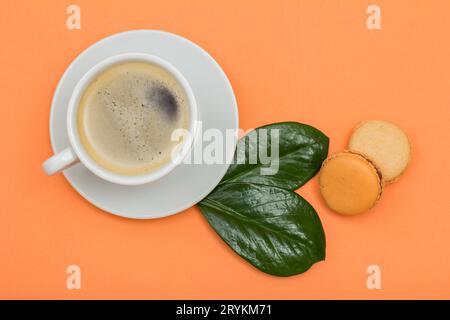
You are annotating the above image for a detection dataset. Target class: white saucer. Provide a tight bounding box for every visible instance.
[49,30,239,219]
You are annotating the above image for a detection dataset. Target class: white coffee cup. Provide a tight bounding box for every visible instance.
[42,53,199,185]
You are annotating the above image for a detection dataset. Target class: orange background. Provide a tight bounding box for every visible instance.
[1,0,449,299]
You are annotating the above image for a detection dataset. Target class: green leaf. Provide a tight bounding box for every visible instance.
[198,122,329,276]
[221,122,329,190]
[199,183,326,277]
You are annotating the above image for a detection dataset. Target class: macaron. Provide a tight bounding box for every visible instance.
[319,151,383,216]
[348,120,411,183]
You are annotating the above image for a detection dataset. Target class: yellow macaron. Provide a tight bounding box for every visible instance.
[319,151,383,216]
[348,120,411,183]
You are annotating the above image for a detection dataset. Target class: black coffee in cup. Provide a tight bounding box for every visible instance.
[77,61,190,175]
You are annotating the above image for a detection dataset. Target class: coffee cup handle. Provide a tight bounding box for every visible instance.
[42,147,80,175]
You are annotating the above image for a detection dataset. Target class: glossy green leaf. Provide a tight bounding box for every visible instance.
[221,122,329,190]
[199,183,326,276]
[198,122,329,276]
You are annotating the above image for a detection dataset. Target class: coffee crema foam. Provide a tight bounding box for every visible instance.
[77,61,190,175]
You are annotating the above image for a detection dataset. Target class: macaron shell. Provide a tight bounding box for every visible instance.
[348,120,411,183]
[319,152,383,216]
